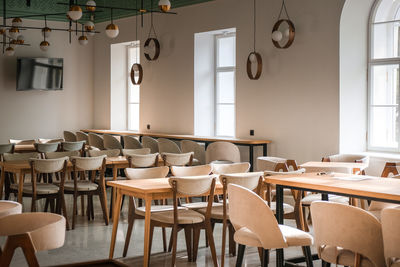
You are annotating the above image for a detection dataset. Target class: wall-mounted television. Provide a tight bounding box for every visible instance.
[16,58,63,91]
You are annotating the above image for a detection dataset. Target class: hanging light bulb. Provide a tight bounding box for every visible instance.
[5,47,15,56]
[42,27,52,38]
[9,27,20,39]
[86,0,96,12]
[86,29,95,37]
[79,35,89,45]
[17,35,25,45]
[40,40,50,51]
[9,39,18,48]
[271,30,283,42]
[158,0,171,12]
[67,5,83,21]
[105,23,119,38]
[85,21,95,31]
[12,18,22,27]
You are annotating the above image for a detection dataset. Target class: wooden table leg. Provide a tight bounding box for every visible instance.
[109,188,123,259]
[0,166,5,200]
[17,171,24,204]
[111,166,118,220]
[143,197,152,267]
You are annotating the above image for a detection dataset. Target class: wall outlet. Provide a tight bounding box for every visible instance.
[250,129,254,136]
[147,124,151,130]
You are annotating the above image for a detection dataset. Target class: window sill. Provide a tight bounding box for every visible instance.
[362,151,400,160]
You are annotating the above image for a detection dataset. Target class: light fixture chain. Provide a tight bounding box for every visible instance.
[253,0,256,52]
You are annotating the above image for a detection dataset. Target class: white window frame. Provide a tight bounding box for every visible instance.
[214,33,236,137]
[127,43,140,131]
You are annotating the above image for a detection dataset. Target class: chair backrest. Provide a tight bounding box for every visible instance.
[162,152,193,166]
[211,162,250,174]
[9,139,36,145]
[227,184,286,249]
[170,164,212,177]
[122,148,151,156]
[63,131,77,142]
[382,207,400,267]
[38,138,64,144]
[31,157,68,174]
[127,153,159,168]
[0,201,22,219]
[220,172,263,191]
[205,142,240,164]
[88,133,105,150]
[158,138,181,154]
[3,152,39,162]
[323,154,370,166]
[71,156,106,171]
[257,157,288,171]
[0,144,15,155]
[76,131,89,142]
[125,166,170,179]
[142,136,159,153]
[181,140,206,165]
[61,141,85,152]
[168,175,216,196]
[88,149,120,158]
[35,143,60,153]
[45,151,80,159]
[311,201,385,267]
[123,135,143,149]
[103,134,123,150]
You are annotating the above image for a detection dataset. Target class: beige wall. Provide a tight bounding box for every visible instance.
[0,19,94,143]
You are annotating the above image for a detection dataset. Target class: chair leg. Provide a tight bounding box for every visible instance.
[148,224,155,261]
[98,186,109,226]
[236,244,246,267]
[192,225,201,262]
[262,249,269,267]
[49,199,55,213]
[91,195,95,220]
[109,187,113,219]
[44,199,49,212]
[86,195,91,221]
[162,227,167,252]
[123,197,135,257]
[1,234,40,267]
[228,223,236,256]
[72,194,78,230]
[184,227,192,262]
[303,246,314,267]
[60,193,70,231]
[205,221,218,267]
[171,225,179,267]
[322,260,331,267]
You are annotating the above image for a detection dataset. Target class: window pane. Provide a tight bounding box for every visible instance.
[373,22,400,59]
[128,103,139,131]
[370,106,398,148]
[217,71,235,104]
[371,64,399,105]
[217,36,235,67]
[216,104,235,137]
[129,85,140,103]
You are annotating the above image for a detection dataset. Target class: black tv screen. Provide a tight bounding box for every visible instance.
[16,58,63,91]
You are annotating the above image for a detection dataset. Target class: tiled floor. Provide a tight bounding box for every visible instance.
[1,193,323,267]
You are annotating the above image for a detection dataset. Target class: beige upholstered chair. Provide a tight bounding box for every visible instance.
[162,152,193,166]
[322,153,369,165]
[88,149,120,158]
[381,207,400,267]
[0,212,66,267]
[9,139,36,145]
[0,201,22,218]
[0,144,14,161]
[88,133,105,150]
[205,141,240,164]
[311,201,385,267]
[61,141,85,153]
[65,156,109,229]
[103,134,123,150]
[257,156,302,172]
[122,148,151,156]
[63,131,77,142]
[76,131,89,143]
[122,166,171,257]
[211,162,251,174]
[35,142,60,158]
[228,184,314,267]
[127,153,159,168]
[123,135,143,149]
[149,176,218,266]
[158,138,181,154]
[142,136,159,153]
[181,140,206,165]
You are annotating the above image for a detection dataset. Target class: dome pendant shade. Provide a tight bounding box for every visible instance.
[85,21,95,31]
[105,23,119,38]
[12,18,22,27]
[9,39,18,48]
[40,40,50,51]
[5,47,15,56]
[79,35,89,45]
[42,27,52,38]
[86,0,96,11]
[67,5,83,21]
[9,27,20,39]
[158,0,171,12]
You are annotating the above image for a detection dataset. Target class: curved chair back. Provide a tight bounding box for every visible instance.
[88,149,120,158]
[63,131,77,142]
[123,136,143,149]
[205,142,240,164]
[158,138,181,154]
[125,166,170,179]
[122,148,151,156]
[103,134,123,150]
[76,131,89,143]
[162,152,193,166]
[211,162,250,174]
[181,140,206,165]
[9,139,36,145]
[45,151,80,159]
[171,164,212,177]
[257,157,288,171]
[220,172,263,191]
[31,157,68,174]
[228,184,286,249]
[35,143,60,153]
[0,201,22,218]
[71,156,105,171]
[311,201,385,267]
[381,207,400,267]
[3,152,39,162]
[127,153,159,168]
[142,136,159,153]
[61,141,85,152]
[88,133,105,150]
[0,144,15,160]
[169,175,215,196]
[323,154,370,166]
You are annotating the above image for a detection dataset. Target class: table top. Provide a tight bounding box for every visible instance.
[265,172,400,203]
[81,129,271,145]
[300,161,368,170]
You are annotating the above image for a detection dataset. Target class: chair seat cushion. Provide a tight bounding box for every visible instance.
[320,245,374,267]
[0,201,22,218]
[279,225,313,247]
[234,227,263,247]
[268,202,295,214]
[301,194,349,205]
[10,183,59,195]
[182,202,222,209]
[150,209,205,224]
[64,181,98,191]
[135,205,178,216]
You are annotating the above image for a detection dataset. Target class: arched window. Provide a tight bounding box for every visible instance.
[369,0,400,151]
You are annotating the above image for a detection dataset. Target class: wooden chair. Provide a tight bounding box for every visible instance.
[381,207,400,267]
[0,200,22,257]
[76,131,89,143]
[181,140,205,165]
[311,201,384,267]
[229,184,314,267]
[63,131,77,142]
[322,154,369,175]
[35,143,60,159]
[123,135,143,149]
[103,134,123,150]
[127,153,159,168]
[205,141,240,164]
[88,133,105,150]
[211,162,250,175]
[61,141,85,155]
[0,144,15,161]
[158,138,181,154]
[142,136,159,153]
[122,148,150,156]
[162,152,193,167]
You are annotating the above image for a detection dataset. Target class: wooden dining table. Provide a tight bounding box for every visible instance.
[107,178,223,267]
[265,172,400,267]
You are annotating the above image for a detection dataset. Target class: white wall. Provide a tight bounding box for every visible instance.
[0,18,94,143]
